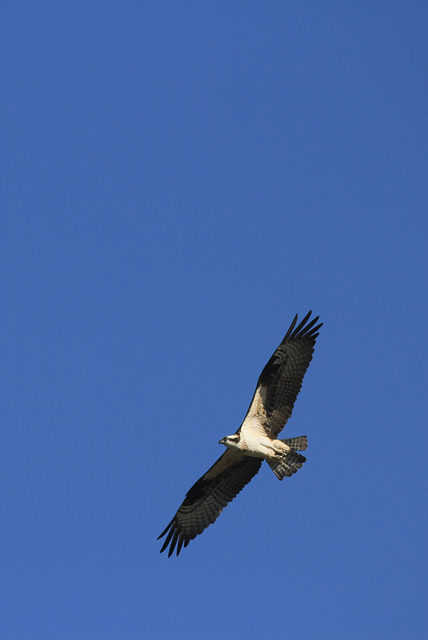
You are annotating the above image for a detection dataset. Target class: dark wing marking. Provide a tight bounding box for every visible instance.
[240,311,322,438]
[158,451,262,556]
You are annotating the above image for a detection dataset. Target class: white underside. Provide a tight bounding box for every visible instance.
[226,417,290,461]
[238,433,290,460]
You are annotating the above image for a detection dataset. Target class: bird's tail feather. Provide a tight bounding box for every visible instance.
[266,435,307,480]
[266,451,306,480]
[279,435,308,451]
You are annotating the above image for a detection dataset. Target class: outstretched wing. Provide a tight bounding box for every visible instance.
[158,451,262,556]
[239,311,322,439]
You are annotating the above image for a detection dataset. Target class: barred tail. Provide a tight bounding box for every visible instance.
[280,435,308,451]
[266,451,307,480]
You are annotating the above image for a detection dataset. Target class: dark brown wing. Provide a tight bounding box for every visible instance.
[158,451,262,557]
[240,311,322,438]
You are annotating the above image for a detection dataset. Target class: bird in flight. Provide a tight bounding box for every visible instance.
[158,311,322,556]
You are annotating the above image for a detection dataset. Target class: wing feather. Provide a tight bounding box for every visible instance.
[158,450,262,556]
[240,311,322,438]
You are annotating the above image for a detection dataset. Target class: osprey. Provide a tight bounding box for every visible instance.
[158,311,322,556]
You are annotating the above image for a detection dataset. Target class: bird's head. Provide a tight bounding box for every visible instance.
[219,435,240,450]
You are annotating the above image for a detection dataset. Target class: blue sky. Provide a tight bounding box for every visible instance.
[1,2,427,638]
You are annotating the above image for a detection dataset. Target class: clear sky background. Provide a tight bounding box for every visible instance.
[2,2,427,639]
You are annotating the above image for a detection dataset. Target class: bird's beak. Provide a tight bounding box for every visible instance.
[219,438,225,446]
